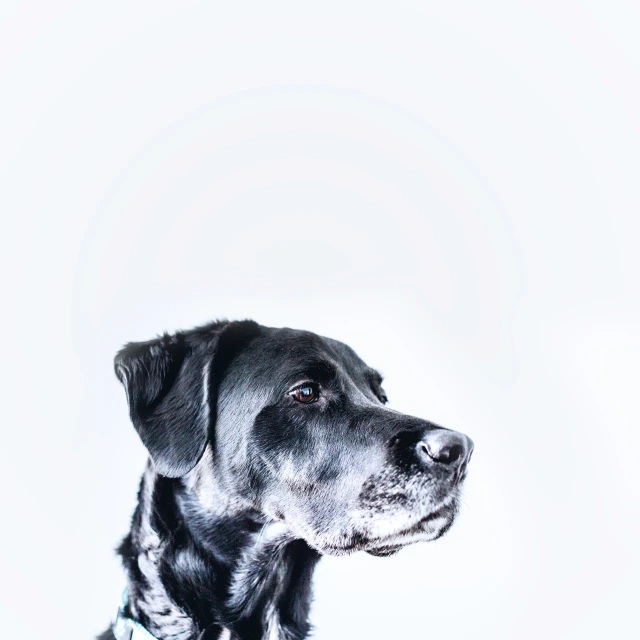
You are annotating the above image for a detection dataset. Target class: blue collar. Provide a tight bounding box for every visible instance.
[113,590,159,640]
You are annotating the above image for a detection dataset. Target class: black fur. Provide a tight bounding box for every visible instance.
[100,320,473,640]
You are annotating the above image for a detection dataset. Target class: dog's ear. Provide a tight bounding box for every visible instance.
[114,320,259,478]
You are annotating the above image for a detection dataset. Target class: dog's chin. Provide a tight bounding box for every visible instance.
[363,507,457,557]
[365,545,403,557]
[315,503,458,557]
[363,520,452,557]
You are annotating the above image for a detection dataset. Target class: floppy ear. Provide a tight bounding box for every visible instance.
[114,320,259,478]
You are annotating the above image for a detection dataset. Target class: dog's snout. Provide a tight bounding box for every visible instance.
[417,429,473,476]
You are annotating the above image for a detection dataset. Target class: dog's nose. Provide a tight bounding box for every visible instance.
[417,429,473,477]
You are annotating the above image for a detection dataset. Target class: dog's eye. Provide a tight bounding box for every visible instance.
[290,384,319,403]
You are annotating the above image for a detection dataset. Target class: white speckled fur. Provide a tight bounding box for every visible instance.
[227,521,293,631]
[128,463,196,640]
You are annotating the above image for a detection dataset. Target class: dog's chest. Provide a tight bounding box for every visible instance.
[216,621,278,640]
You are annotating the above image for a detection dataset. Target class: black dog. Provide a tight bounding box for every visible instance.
[99,320,473,640]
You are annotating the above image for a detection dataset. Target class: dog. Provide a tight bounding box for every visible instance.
[99,319,473,640]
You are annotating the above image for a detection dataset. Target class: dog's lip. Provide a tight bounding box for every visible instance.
[368,504,452,545]
[322,504,454,554]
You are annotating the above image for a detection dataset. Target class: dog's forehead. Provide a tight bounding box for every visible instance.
[244,326,374,380]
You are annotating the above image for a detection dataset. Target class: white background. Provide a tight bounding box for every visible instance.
[1,2,639,639]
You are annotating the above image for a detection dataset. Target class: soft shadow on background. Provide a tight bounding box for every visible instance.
[1,2,638,639]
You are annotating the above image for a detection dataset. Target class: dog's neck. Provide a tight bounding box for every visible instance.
[119,462,321,640]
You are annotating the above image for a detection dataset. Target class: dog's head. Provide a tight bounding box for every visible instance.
[115,320,473,557]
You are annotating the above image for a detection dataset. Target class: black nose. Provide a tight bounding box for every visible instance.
[417,429,473,478]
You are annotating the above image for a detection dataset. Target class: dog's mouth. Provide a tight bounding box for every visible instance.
[364,503,456,556]
[318,501,458,557]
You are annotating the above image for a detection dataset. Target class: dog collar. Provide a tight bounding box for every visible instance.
[113,590,159,640]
